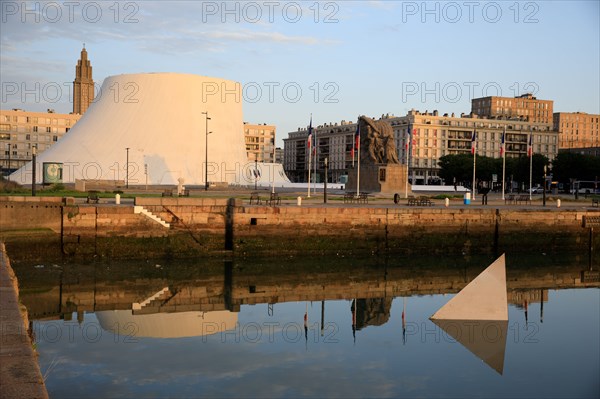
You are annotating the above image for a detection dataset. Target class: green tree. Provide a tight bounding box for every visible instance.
[438,153,549,189]
[552,152,600,183]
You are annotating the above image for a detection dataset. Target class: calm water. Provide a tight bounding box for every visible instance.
[12,253,600,398]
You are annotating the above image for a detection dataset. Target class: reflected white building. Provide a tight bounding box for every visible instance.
[96,310,238,339]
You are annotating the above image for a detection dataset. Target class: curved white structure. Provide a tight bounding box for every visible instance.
[95,310,238,339]
[11,73,250,185]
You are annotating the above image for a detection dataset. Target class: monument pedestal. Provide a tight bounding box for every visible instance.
[346,164,411,194]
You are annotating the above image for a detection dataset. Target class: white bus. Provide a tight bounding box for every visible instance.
[571,181,599,195]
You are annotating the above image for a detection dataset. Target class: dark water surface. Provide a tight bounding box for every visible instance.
[11,253,599,398]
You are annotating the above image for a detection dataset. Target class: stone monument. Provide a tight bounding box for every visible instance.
[346,116,411,194]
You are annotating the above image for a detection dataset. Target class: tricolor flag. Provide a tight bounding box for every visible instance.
[471,130,477,155]
[412,128,417,153]
[354,123,360,153]
[527,133,533,157]
[307,116,313,150]
[405,127,410,151]
[500,128,505,157]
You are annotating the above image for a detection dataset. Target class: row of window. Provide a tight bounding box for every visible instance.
[1,115,76,126]
[1,125,69,133]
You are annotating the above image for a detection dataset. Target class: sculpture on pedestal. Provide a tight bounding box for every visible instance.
[358,116,399,165]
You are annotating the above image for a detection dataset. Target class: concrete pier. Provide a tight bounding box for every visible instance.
[0,243,48,399]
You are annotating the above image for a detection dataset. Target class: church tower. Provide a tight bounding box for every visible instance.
[73,45,94,114]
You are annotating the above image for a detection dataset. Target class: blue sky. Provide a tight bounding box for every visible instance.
[1,1,599,147]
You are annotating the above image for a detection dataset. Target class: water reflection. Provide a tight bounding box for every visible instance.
[10,254,600,398]
[96,310,238,339]
[13,254,598,323]
[431,320,508,375]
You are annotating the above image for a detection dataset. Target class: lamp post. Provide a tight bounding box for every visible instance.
[31,145,37,196]
[202,112,211,191]
[6,143,10,181]
[254,158,258,190]
[543,165,547,207]
[324,157,328,204]
[125,147,130,188]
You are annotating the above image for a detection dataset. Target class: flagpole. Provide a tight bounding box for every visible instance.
[472,129,476,200]
[529,130,533,201]
[307,114,312,198]
[502,145,506,201]
[405,127,410,199]
[307,148,311,198]
[356,125,361,197]
[313,128,317,195]
[502,128,506,201]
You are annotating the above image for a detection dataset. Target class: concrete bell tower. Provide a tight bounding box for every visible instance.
[73,44,94,114]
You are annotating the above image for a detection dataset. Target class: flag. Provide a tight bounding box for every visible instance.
[412,128,417,154]
[527,133,533,157]
[500,128,505,157]
[354,123,360,153]
[471,130,477,155]
[307,116,313,150]
[405,127,410,151]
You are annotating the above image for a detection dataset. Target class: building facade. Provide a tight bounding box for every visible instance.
[1,109,81,175]
[73,46,94,115]
[283,110,558,185]
[553,112,600,149]
[243,123,276,162]
[471,94,553,124]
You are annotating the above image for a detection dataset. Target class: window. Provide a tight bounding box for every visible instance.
[26,134,30,140]
[46,127,51,133]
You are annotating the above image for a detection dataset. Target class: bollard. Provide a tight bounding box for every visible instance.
[445,198,449,207]
[463,192,471,205]
[557,199,561,208]
[115,193,121,205]
[297,196,302,206]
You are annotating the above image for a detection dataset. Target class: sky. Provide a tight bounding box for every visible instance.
[1,0,599,147]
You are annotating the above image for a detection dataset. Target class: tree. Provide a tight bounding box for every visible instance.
[552,152,600,183]
[438,154,473,186]
[438,153,549,189]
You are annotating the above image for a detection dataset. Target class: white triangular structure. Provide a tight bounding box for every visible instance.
[431,254,508,321]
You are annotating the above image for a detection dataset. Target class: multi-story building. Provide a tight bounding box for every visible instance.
[73,46,94,115]
[471,94,553,124]
[553,112,600,149]
[283,110,558,185]
[1,109,81,175]
[284,118,357,183]
[243,123,276,162]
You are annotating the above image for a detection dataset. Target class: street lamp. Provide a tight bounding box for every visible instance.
[202,112,211,191]
[6,143,10,181]
[543,164,547,207]
[31,145,37,196]
[324,157,328,204]
[125,147,130,188]
[254,158,258,190]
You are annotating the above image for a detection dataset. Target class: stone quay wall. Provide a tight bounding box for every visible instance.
[1,196,599,257]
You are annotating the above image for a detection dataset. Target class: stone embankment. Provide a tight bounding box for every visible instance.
[1,196,599,258]
[0,243,48,399]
